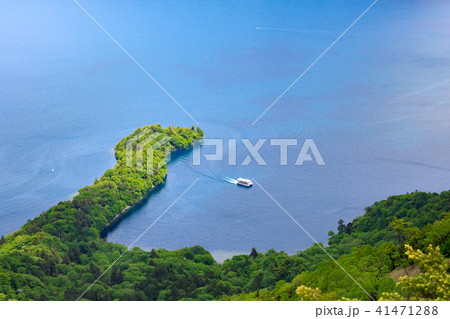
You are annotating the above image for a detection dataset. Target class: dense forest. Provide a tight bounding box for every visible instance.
[0,125,449,301]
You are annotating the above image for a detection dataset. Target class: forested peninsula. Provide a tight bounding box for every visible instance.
[0,125,449,301]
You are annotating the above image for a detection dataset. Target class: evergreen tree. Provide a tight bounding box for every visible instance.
[344,222,353,234]
[109,265,124,286]
[63,255,71,265]
[150,249,159,259]
[337,219,345,233]
[250,272,263,291]
[89,263,101,279]
[68,246,81,264]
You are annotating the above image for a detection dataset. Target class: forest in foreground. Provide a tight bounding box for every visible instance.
[0,125,449,301]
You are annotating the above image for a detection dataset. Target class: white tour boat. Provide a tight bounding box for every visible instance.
[237,178,253,187]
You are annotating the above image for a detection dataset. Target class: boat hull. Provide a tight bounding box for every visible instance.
[237,182,253,187]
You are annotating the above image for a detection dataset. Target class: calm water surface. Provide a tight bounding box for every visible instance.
[1,0,449,261]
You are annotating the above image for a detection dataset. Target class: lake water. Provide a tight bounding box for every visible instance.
[1,0,449,262]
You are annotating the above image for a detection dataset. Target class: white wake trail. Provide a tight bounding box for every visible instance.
[223,177,238,184]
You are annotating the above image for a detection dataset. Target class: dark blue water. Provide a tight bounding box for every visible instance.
[1,0,449,262]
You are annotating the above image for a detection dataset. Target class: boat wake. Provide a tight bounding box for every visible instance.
[223,177,238,184]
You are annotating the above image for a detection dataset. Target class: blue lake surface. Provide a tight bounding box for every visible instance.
[1,0,449,261]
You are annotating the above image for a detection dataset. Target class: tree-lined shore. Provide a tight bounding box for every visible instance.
[0,125,448,301]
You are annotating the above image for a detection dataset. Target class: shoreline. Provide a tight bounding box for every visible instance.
[100,185,156,238]
[100,142,198,238]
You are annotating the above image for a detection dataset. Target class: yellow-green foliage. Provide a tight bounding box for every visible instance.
[296,285,322,301]
[0,125,207,301]
[0,125,448,301]
[296,286,359,301]
[228,212,450,301]
[380,245,449,301]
